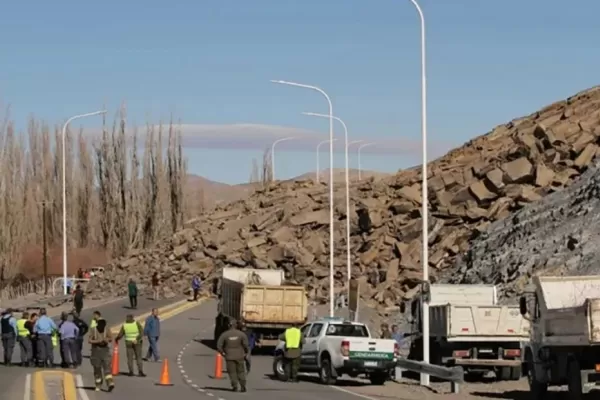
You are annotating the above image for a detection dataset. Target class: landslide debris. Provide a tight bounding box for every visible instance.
[88,86,600,314]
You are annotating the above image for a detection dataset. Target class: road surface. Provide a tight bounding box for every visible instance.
[73,299,387,400]
[1,294,186,399]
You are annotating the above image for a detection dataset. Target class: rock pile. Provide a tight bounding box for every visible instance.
[90,86,600,313]
[449,157,600,300]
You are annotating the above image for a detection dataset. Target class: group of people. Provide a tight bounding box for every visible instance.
[1,305,163,393]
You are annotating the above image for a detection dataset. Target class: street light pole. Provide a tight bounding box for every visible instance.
[271,80,336,317]
[357,143,375,181]
[270,136,296,181]
[61,110,107,295]
[406,0,430,386]
[316,139,337,183]
[303,112,359,302]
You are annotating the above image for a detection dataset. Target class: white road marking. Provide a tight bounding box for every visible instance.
[329,385,381,400]
[207,393,214,397]
[23,374,31,400]
[76,375,92,400]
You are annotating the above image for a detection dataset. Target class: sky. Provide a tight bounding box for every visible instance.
[1,0,599,184]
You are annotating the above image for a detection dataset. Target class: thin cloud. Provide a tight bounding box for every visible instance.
[84,122,457,156]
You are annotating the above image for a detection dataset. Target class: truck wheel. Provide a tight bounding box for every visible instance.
[510,366,522,381]
[319,357,337,385]
[566,358,583,400]
[498,367,511,381]
[526,352,547,400]
[369,372,387,385]
[272,355,288,382]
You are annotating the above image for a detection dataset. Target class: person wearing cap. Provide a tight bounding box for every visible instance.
[115,314,145,377]
[1,308,17,366]
[89,318,115,392]
[72,311,89,366]
[33,308,57,367]
[25,313,38,365]
[216,318,249,392]
[17,311,33,367]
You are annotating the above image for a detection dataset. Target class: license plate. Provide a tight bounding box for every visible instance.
[364,361,378,367]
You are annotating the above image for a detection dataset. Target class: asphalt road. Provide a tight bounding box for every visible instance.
[74,299,383,400]
[0,294,186,398]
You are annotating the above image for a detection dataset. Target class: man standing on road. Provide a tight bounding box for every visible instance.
[278,322,302,382]
[89,318,115,392]
[17,311,33,367]
[191,275,201,301]
[33,308,57,367]
[25,313,38,365]
[238,322,255,373]
[59,313,79,368]
[72,284,84,315]
[216,319,249,392]
[72,311,89,366]
[128,279,138,309]
[1,308,17,366]
[115,314,146,377]
[143,308,160,362]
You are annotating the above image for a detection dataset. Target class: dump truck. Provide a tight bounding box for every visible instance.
[214,267,308,347]
[519,275,600,398]
[406,283,529,380]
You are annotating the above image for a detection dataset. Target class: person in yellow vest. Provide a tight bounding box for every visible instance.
[17,312,33,367]
[88,318,115,392]
[278,322,303,382]
[90,310,101,330]
[115,314,145,377]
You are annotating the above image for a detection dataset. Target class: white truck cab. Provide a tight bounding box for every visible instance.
[273,317,399,385]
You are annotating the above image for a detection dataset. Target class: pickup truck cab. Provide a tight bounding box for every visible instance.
[273,317,399,385]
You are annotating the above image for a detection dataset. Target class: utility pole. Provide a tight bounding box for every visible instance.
[39,201,52,295]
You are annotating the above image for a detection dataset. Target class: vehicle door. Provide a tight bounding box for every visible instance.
[298,323,313,365]
[302,322,324,367]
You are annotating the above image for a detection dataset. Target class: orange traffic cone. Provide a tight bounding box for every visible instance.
[111,342,120,376]
[156,359,174,386]
[213,353,223,379]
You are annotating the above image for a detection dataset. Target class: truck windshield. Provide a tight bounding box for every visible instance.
[325,324,369,337]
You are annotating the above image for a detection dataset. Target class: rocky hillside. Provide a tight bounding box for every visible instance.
[449,158,600,300]
[89,86,600,314]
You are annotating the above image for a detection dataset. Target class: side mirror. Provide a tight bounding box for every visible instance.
[519,296,527,316]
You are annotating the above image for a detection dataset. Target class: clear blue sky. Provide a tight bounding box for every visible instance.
[1,0,598,184]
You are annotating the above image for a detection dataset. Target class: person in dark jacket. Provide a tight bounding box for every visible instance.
[1,308,17,366]
[217,319,249,392]
[25,313,38,365]
[72,285,84,315]
[238,322,255,372]
[128,279,138,309]
[191,275,201,301]
[72,311,89,366]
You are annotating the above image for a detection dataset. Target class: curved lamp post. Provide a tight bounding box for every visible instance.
[270,136,296,181]
[357,142,376,181]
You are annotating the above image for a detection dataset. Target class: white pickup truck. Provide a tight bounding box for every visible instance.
[273,317,399,385]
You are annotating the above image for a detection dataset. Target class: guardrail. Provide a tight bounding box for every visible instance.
[0,278,53,300]
[51,278,90,296]
[394,358,464,394]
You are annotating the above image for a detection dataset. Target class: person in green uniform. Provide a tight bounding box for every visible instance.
[115,314,145,377]
[17,312,33,367]
[128,279,138,309]
[88,318,115,392]
[216,319,249,392]
[278,322,302,382]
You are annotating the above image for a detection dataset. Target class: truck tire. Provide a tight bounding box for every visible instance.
[510,366,522,381]
[526,351,547,400]
[319,357,337,385]
[498,367,511,381]
[369,372,387,385]
[566,358,583,400]
[272,354,288,382]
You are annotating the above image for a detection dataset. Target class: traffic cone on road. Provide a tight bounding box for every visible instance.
[111,342,120,376]
[213,353,223,379]
[156,359,174,386]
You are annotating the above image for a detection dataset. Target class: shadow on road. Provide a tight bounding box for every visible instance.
[203,386,237,392]
[471,391,595,399]
[197,338,217,351]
